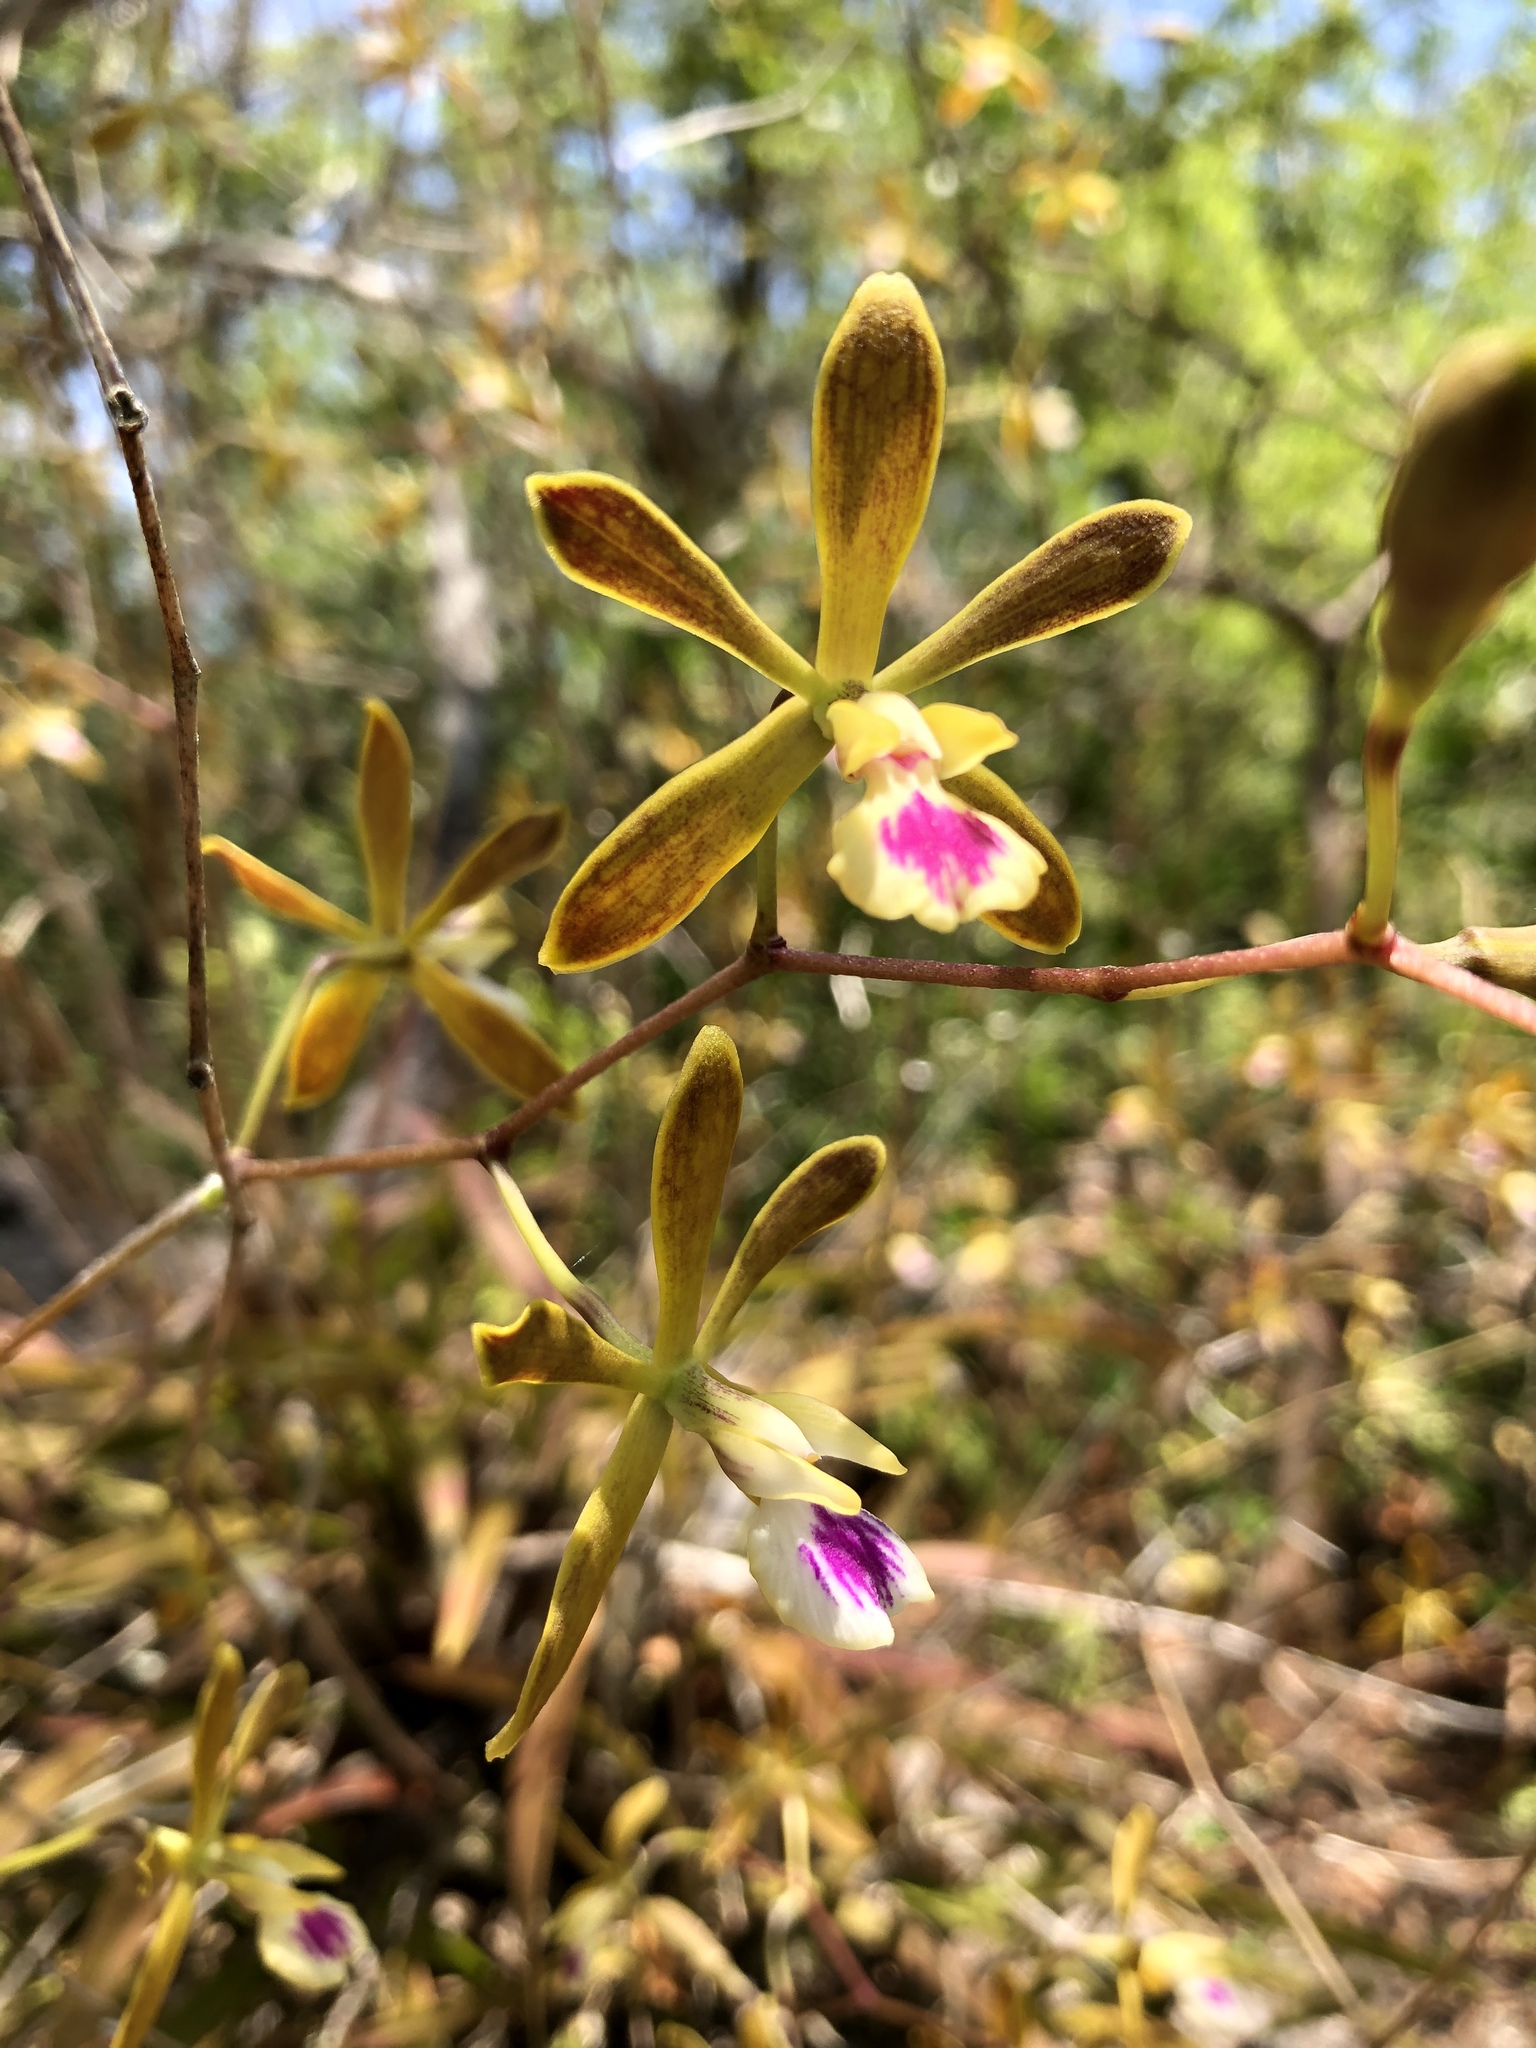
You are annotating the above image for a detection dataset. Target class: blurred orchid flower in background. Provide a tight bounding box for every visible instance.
[204,698,567,1109]
[527,271,1190,971]
[473,1024,929,1756]
[939,0,1054,125]
[0,1647,372,2048]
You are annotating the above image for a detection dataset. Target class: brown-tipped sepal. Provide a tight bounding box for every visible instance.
[539,698,830,973]
[285,966,389,1109]
[409,805,567,939]
[202,837,365,940]
[877,500,1191,696]
[485,1393,673,1758]
[650,1026,743,1367]
[409,956,566,1103]
[528,473,818,696]
[357,699,414,935]
[813,274,946,685]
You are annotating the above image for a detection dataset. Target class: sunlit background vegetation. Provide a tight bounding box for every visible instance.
[4,1,1536,2042]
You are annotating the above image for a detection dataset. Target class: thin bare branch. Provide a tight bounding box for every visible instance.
[0,1172,224,1365]
[0,79,243,1217]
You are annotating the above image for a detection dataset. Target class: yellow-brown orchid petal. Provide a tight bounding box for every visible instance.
[409,958,566,1102]
[875,500,1192,695]
[651,1026,742,1367]
[942,764,1081,953]
[203,837,366,939]
[528,472,819,697]
[540,698,830,973]
[190,1643,243,1843]
[112,1874,198,2048]
[813,273,945,684]
[489,1164,650,1357]
[486,1392,672,1759]
[756,1391,904,1474]
[697,1137,885,1358]
[357,698,414,934]
[285,966,389,1110]
[1112,1803,1158,1922]
[408,805,567,938]
[220,1836,344,1885]
[475,1298,664,1394]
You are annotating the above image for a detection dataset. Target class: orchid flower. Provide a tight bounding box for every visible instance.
[205,699,567,1109]
[527,271,1189,971]
[1097,1805,1270,2048]
[938,0,1054,127]
[473,1024,930,1756]
[0,1646,373,2048]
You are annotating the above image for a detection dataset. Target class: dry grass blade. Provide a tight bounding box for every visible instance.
[1142,1629,1363,2018]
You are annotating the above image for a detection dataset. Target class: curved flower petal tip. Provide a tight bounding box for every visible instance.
[748,1500,932,1649]
[256,1891,371,1992]
[944,764,1081,953]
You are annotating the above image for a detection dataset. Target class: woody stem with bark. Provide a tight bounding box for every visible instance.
[0,80,243,1221]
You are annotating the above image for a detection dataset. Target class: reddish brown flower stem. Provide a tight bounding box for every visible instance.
[239,948,771,1183]
[8,921,1536,1363]
[767,928,1355,996]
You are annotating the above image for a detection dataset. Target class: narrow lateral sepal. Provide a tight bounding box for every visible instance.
[540,698,829,972]
[485,1393,672,1759]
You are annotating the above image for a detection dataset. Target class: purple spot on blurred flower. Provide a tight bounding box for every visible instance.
[879,793,1003,902]
[296,1905,353,1961]
[798,1508,903,1613]
[1196,1978,1237,2008]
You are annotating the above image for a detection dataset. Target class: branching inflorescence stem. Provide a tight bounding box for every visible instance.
[4,922,1535,1364]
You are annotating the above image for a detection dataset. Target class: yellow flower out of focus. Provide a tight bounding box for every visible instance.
[527,271,1190,972]
[939,0,1055,127]
[471,1025,930,1758]
[204,699,568,1110]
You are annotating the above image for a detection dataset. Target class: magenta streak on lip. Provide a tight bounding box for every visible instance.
[879,792,1003,901]
[797,1508,903,1611]
[295,1905,353,1961]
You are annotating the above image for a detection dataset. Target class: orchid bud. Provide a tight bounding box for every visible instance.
[1378,329,1536,703]
[1426,923,1536,996]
